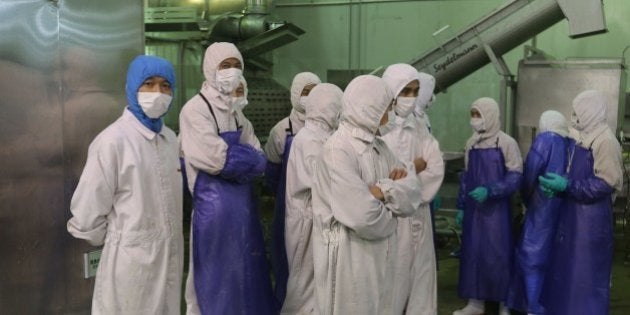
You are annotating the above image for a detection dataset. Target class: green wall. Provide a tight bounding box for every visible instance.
[272,0,630,152]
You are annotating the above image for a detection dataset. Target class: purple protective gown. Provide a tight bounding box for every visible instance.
[507,132,570,314]
[457,146,521,302]
[541,143,615,315]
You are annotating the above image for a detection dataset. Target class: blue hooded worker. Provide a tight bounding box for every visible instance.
[67,55,183,314]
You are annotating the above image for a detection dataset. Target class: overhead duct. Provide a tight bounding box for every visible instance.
[145,0,303,64]
[409,0,607,93]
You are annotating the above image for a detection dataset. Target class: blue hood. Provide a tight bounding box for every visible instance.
[125,55,176,133]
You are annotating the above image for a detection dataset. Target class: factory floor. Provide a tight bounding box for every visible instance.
[180,193,630,314]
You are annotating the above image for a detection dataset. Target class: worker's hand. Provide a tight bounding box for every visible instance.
[413,157,427,174]
[369,185,385,201]
[538,172,568,192]
[468,186,488,203]
[389,168,408,180]
[455,209,464,227]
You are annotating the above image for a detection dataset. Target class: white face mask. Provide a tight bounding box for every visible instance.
[137,92,172,118]
[378,109,396,136]
[298,96,309,113]
[570,111,583,131]
[215,68,242,94]
[470,117,485,133]
[395,96,416,118]
[231,96,248,112]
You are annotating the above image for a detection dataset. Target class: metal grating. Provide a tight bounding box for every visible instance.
[244,77,291,143]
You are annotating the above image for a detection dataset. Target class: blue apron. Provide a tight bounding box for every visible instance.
[270,120,295,305]
[507,132,569,314]
[458,144,514,302]
[541,144,614,315]
[190,93,276,315]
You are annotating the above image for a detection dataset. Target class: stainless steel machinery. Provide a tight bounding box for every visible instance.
[0,0,143,313]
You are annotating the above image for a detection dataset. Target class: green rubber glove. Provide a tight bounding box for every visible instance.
[538,172,568,192]
[468,186,489,203]
[455,210,464,227]
[540,185,556,198]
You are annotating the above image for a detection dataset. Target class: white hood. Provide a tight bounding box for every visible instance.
[306,83,343,131]
[290,72,321,114]
[341,75,393,137]
[538,110,568,137]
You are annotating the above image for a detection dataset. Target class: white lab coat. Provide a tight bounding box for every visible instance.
[179,42,262,315]
[311,75,422,315]
[265,110,305,163]
[67,109,183,315]
[381,64,444,314]
[381,115,444,315]
[282,83,343,314]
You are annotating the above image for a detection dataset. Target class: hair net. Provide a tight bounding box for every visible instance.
[471,97,500,140]
[342,75,393,135]
[538,110,568,137]
[125,55,176,133]
[202,42,244,90]
[572,90,608,134]
[305,83,343,130]
[290,72,321,113]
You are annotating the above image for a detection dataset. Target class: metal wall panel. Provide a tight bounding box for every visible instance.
[0,0,143,313]
[515,59,626,156]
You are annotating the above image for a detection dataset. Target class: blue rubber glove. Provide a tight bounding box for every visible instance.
[220,144,265,183]
[538,172,568,192]
[455,210,464,227]
[468,186,488,203]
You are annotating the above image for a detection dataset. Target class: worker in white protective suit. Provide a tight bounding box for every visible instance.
[282,83,344,314]
[179,42,275,315]
[415,72,437,134]
[311,75,423,315]
[265,72,322,305]
[67,55,183,315]
[381,64,445,315]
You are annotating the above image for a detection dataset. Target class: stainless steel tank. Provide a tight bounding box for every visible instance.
[0,0,143,313]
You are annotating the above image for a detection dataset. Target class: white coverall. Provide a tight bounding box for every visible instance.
[282,83,344,314]
[381,64,444,315]
[264,72,321,164]
[178,43,261,314]
[67,109,183,315]
[415,72,437,134]
[311,75,422,315]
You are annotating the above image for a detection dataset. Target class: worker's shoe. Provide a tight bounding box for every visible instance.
[452,299,484,315]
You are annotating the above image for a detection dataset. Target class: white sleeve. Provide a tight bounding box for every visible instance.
[500,133,523,173]
[179,99,228,175]
[264,119,287,163]
[237,112,262,150]
[417,136,445,204]
[325,140,397,241]
[593,132,623,192]
[67,141,116,246]
[375,149,423,218]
